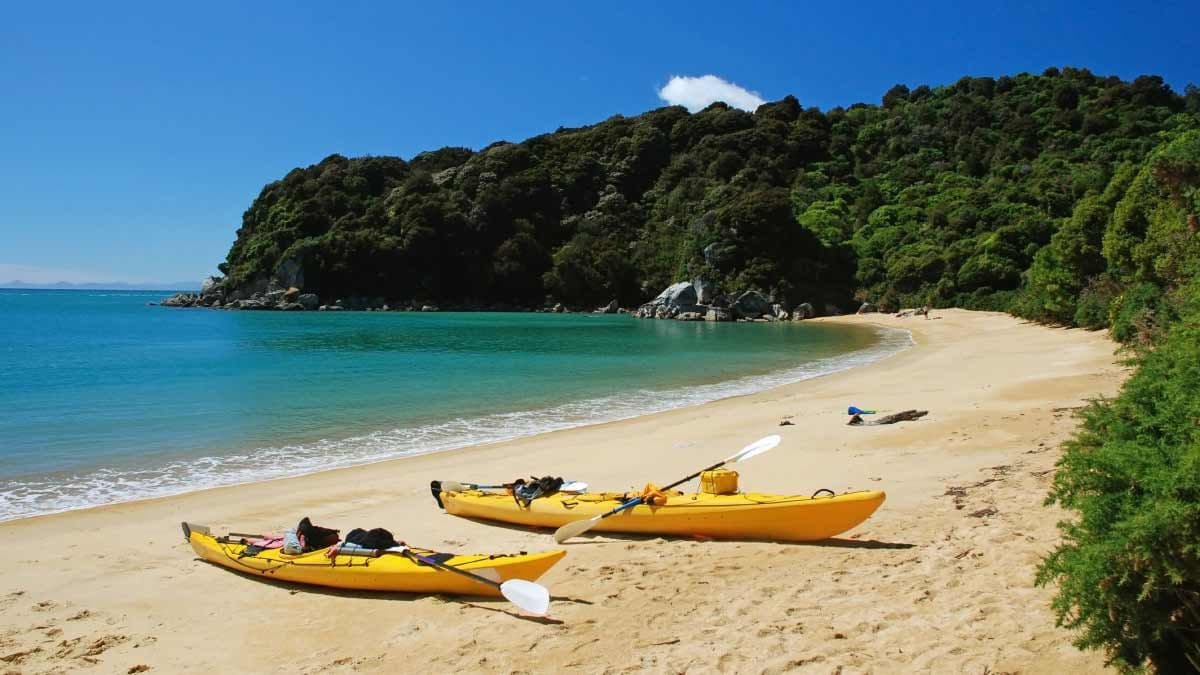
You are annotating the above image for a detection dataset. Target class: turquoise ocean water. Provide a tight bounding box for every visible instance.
[0,289,910,521]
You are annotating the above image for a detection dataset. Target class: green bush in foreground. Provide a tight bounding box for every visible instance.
[1038,297,1200,672]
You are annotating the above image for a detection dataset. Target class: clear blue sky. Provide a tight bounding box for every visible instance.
[2,1,1196,284]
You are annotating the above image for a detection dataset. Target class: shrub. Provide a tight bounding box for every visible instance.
[1109,282,1168,344]
[1037,308,1200,672]
[1073,276,1118,330]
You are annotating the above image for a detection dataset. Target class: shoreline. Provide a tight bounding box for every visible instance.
[0,309,1126,672]
[0,319,911,524]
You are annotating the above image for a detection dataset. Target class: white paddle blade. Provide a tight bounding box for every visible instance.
[729,434,782,463]
[561,481,588,493]
[500,579,550,615]
[440,481,467,492]
[553,515,601,544]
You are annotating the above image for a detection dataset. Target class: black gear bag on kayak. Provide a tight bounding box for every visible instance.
[345,527,400,550]
[511,476,565,507]
[296,517,341,552]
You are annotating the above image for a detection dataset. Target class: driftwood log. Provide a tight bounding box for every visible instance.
[848,410,929,426]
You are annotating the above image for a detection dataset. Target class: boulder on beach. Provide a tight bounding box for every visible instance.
[732,290,771,318]
[676,312,704,321]
[596,299,619,314]
[705,307,733,322]
[637,281,701,319]
[792,302,814,320]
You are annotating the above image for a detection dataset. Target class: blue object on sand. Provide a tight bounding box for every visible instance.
[848,406,877,415]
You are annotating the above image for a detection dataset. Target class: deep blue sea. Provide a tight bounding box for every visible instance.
[0,289,910,521]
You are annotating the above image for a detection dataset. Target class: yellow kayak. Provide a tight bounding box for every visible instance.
[184,524,565,597]
[439,489,886,542]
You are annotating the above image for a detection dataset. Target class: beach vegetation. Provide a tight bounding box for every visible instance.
[1037,129,1200,672]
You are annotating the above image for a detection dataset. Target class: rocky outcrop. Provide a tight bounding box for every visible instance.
[732,290,772,319]
[635,281,807,323]
[161,292,199,307]
[636,281,700,319]
[274,255,304,290]
[200,276,223,298]
[596,299,619,314]
[792,302,814,320]
[857,302,873,314]
[654,281,698,307]
[297,293,319,310]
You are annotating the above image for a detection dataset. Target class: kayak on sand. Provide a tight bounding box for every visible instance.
[182,522,565,597]
[435,488,886,542]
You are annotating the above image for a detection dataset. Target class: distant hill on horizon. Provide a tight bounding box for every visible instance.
[0,280,200,291]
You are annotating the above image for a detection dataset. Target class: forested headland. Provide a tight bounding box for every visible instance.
[209,68,1200,671]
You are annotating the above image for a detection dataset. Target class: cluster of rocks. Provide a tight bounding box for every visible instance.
[633,280,817,322]
[160,276,605,314]
[159,274,830,321]
[162,285,321,311]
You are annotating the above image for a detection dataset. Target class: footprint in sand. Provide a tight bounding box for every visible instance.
[1,646,44,665]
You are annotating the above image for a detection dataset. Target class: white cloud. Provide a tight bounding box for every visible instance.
[657,75,766,112]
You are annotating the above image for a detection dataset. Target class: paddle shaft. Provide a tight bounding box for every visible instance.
[399,549,501,590]
[455,481,585,491]
[601,458,730,520]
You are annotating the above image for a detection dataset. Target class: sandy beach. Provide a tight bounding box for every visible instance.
[0,309,1125,674]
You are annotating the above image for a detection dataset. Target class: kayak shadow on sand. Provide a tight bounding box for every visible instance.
[188,556,575,622]
[447,517,914,549]
[802,537,915,549]
[459,602,565,625]
[556,533,915,548]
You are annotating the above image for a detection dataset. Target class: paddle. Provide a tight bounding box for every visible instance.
[329,542,548,614]
[396,546,550,615]
[552,434,782,544]
[440,480,588,493]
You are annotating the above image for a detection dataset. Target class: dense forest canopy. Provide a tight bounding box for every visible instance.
[218,67,1200,314]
